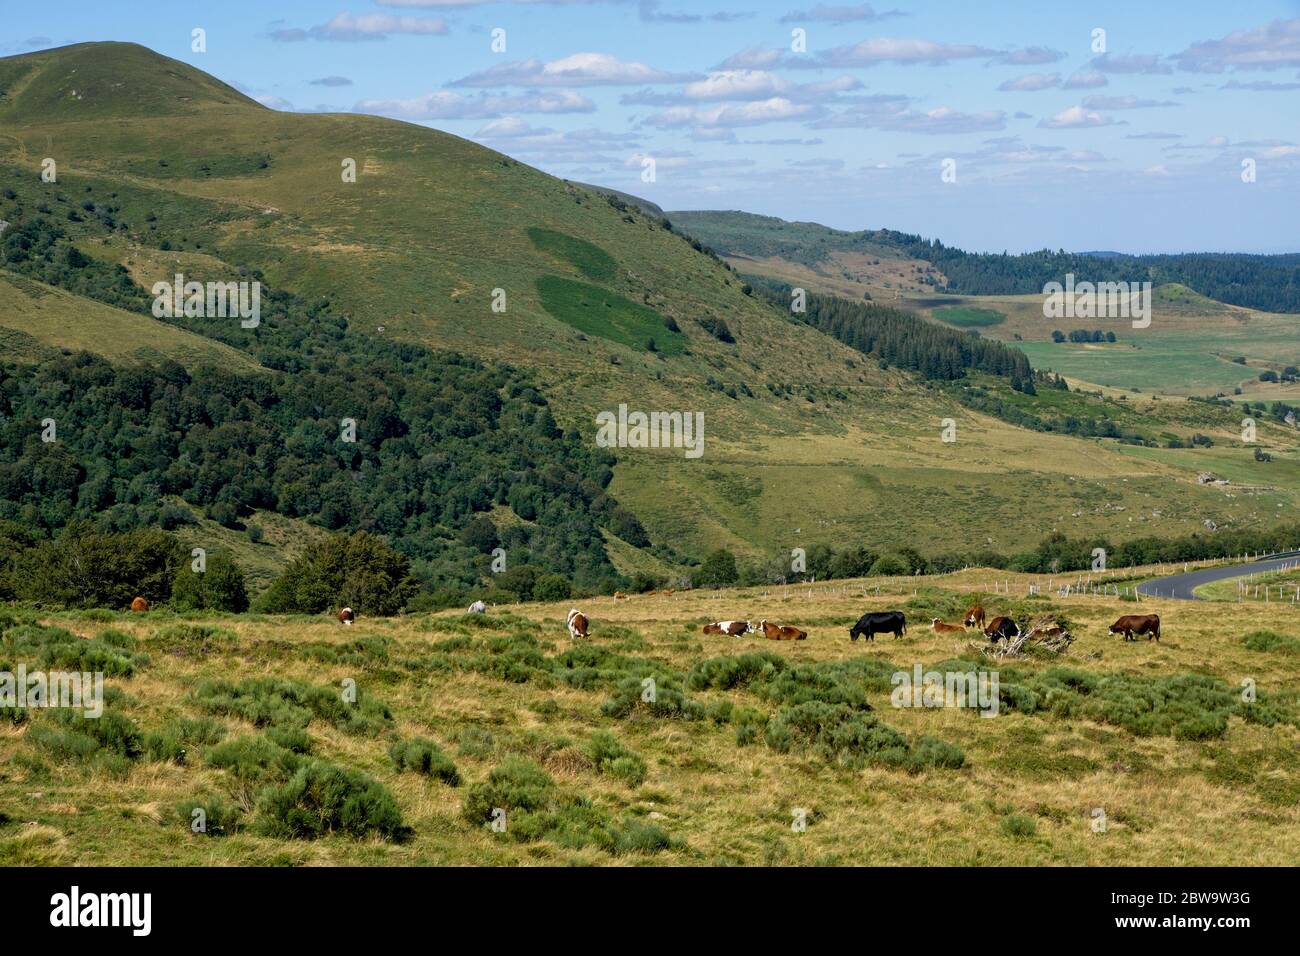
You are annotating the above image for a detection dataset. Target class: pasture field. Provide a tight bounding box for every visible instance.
[3,570,1298,866]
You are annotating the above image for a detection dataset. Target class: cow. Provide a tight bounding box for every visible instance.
[566,608,589,639]
[338,607,355,626]
[931,618,965,634]
[983,616,1019,642]
[849,611,906,642]
[963,605,986,629]
[613,591,628,601]
[1109,613,1160,642]
[130,596,149,613]
[467,600,487,614]
[703,620,751,636]
[759,620,807,641]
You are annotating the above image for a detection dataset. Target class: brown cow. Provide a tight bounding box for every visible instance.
[613,591,628,601]
[760,619,807,641]
[130,596,149,613]
[963,605,986,629]
[1109,613,1160,642]
[931,618,965,634]
[566,608,589,639]
[703,620,751,636]
[338,607,355,625]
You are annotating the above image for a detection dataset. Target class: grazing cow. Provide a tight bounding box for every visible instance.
[983,616,1019,642]
[759,620,807,641]
[931,618,965,634]
[849,611,907,642]
[703,620,751,636]
[338,607,355,626]
[613,591,628,601]
[963,605,986,629]
[566,608,589,639]
[130,596,149,613]
[1109,613,1161,642]
[467,600,487,614]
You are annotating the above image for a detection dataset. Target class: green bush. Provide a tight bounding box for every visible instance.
[583,731,647,787]
[171,552,250,612]
[1001,813,1037,838]
[462,758,555,824]
[389,737,460,786]
[254,531,418,616]
[205,735,305,784]
[190,677,391,734]
[176,793,242,837]
[256,760,409,842]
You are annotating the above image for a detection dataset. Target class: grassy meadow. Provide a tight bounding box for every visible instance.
[3,567,1298,866]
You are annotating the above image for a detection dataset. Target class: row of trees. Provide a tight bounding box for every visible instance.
[753,282,1034,384]
[881,234,1300,313]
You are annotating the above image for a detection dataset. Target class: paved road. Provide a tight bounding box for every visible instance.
[1135,551,1300,600]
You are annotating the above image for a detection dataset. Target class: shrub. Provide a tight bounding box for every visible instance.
[256,760,409,841]
[176,793,243,837]
[205,735,305,784]
[190,677,391,734]
[1001,813,1037,838]
[532,573,572,603]
[389,737,460,786]
[583,731,647,787]
[462,758,555,825]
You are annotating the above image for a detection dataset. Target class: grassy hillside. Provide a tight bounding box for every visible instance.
[3,41,1300,575]
[2,572,1297,865]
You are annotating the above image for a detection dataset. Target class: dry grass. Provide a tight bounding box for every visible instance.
[2,569,1297,866]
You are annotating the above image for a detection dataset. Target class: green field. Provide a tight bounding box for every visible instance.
[932,305,1005,328]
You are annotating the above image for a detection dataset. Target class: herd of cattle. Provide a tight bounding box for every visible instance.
[125,595,1160,643]
[491,601,1162,644]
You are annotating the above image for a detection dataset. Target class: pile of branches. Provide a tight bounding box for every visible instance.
[973,614,1074,659]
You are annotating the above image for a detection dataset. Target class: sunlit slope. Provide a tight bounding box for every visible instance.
[0,269,259,370]
[3,42,1298,563]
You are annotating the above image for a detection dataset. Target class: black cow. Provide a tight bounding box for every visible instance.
[849,611,907,641]
[984,616,1019,642]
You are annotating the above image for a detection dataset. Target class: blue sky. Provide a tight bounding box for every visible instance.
[6,1,1300,253]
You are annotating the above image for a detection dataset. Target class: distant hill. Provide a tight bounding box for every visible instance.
[671,209,1300,313]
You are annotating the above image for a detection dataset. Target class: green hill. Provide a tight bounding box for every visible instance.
[4,42,1300,597]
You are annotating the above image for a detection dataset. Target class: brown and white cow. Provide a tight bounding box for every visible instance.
[338,607,355,625]
[963,605,986,629]
[703,620,751,636]
[1109,613,1160,642]
[130,596,149,613]
[567,608,589,639]
[760,619,807,641]
[931,618,965,634]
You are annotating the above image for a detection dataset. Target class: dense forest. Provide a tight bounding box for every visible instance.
[752,279,1035,387]
[0,212,657,599]
[883,233,1300,313]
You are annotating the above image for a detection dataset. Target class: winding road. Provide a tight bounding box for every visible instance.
[1135,551,1300,600]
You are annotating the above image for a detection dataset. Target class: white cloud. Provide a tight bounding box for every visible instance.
[1039,105,1115,129]
[271,11,449,42]
[1173,17,1300,73]
[356,90,595,119]
[1062,70,1107,89]
[998,73,1060,92]
[453,53,697,87]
